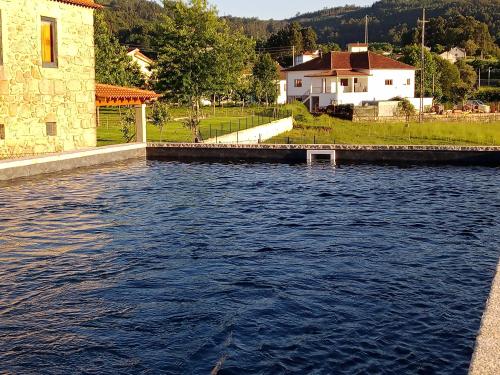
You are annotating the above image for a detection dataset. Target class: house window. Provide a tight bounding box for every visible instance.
[41,17,58,68]
[340,79,349,87]
[294,79,303,88]
[385,79,393,86]
[46,122,57,136]
[406,78,411,85]
[354,78,358,84]
[0,124,5,140]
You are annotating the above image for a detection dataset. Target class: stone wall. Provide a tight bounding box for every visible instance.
[0,0,96,157]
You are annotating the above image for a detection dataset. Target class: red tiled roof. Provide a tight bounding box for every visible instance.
[285,51,414,72]
[305,70,371,77]
[51,0,103,9]
[96,84,160,100]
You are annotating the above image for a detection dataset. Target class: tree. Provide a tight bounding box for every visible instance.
[119,107,136,142]
[301,27,318,51]
[456,60,478,88]
[252,54,280,105]
[451,82,473,107]
[400,45,442,98]
[150,101,170,142]
[397,98,416,125]
[94,11,145,87]
[435,56,461,102]
[155,0,254,140]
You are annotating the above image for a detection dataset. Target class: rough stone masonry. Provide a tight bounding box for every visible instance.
[0,0,97,157]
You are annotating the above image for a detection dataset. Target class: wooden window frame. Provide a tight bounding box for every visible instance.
[406,78,411,86]
[0,124,5,140]
[385,79,393,86]
[294,79,303,88]
[340,79,349,87]
[41,17,58,68]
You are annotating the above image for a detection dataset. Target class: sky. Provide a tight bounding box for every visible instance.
[209,0,375,20]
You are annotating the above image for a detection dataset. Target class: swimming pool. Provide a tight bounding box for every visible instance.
[1,161,499,374]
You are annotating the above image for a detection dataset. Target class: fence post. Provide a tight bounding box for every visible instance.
[209,124,212,138]
[215,130,218,143]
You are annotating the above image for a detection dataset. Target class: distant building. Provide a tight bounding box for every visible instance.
[277,65,287,105]
[127,48,154,79]
[0,0,102,156]
[294,50,320,66]
[439,47,467,64]
[285,43,421,111]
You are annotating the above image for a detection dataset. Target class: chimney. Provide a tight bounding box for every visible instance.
[348,43,368,53]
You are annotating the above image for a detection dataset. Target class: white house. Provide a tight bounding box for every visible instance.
[285,44,417,111]
[439,47,466,64]
[127,48,154,79]
[294,50,320,66]
[277,65,287,105]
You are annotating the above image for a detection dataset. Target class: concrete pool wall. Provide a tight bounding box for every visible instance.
[0,143,146,181]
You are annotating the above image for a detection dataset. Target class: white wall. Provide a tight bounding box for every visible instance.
[204,117,293,145]
[277,80,287,105]
[367,70,415,100]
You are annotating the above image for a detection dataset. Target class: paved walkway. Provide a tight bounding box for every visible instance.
[470,260,500,374]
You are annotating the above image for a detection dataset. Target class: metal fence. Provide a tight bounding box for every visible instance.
[200,108,292,141]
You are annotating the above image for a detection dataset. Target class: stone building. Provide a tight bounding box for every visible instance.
[0,0,102,157]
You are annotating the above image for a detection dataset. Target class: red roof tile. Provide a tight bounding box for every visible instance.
[305,70,371,78]
[96,84,160,100]
[51,0,103,9]
[286,51,414,72]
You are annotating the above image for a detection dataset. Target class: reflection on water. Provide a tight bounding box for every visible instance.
[0,161,499,374]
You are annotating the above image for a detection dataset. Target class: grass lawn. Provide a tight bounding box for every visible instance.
[97,106,277,146]
[266,102,500,146]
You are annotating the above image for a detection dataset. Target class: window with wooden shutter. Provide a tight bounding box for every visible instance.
[0,124,5,140]
[46,122,57,136]
[385,79,393,86]
[41,17,57,68]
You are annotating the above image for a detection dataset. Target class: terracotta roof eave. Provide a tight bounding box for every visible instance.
[95,84,161,101]
[51,0,103,9]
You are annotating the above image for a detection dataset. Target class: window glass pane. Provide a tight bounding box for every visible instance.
[41,21,54,63]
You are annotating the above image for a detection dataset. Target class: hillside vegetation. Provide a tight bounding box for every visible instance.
[96,0,500,51]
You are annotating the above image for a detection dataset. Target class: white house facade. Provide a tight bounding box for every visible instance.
[439,47,466,64]
[277,65,287,105]
[285,44,417,111]
[127,48,154,79]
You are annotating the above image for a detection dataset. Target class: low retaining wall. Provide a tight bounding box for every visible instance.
[470,261,500,375]
[203,117,293,144]
[0,143,146,181]
[147,144,500,166]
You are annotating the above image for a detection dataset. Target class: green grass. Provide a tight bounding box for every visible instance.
[269,102,500,146]
[97,106,277,146]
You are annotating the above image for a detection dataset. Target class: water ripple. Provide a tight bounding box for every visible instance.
[0,161,499,374]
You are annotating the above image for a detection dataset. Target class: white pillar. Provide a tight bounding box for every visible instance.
[135,104,147,143]
[335,77,340,104]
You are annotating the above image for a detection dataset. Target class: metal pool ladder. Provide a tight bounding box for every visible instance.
[307,150,337,165]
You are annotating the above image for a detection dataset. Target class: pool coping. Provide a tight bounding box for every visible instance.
[0,143,146,181]
[469,261,500,374]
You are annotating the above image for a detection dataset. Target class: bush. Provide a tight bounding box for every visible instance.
[473,88,500,103]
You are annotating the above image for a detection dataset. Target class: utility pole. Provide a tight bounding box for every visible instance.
[488,67,491,87]
[478,68,481,89]
[364,15,369,45]
[418,8,428,123]
[292,46,295,67]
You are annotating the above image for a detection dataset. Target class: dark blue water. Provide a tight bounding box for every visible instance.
[0,161,499,375]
